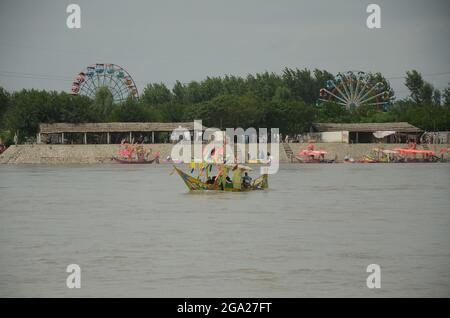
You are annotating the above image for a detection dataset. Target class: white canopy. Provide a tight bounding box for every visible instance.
[373,131,396,139]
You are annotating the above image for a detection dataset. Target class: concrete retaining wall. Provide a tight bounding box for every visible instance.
[288,143,449,162]
[0,143,448,164]
[0,144,173,164]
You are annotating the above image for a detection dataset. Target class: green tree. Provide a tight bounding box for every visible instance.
[185,94,263,129]
[159,102,184,122]
[59,93,96,123]
[264,100,315,135]
[315,102,352,123]
[141,83,172,105]
[282,68,332,104]
[222,75,247,95]
[432,89,441,106]
[109,97,160,122]
[405,70,424,104]
[404,70,434,105]
[0,87,10,128]
[186,81,203,104]
[172,81,187,104]
[3,89,61,139]
[2,68,450,140]
[200,77,224,101]
[443,84,450,107]
[272,86,292,102]
[92,86,114,120]
[421,83,434,104]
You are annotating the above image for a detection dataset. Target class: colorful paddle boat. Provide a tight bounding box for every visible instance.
[295,143,333,163]
[393,142,437,162]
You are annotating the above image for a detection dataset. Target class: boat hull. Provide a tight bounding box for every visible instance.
[295,156,334,164]
[112,157,158,164]
[173,166,268,192]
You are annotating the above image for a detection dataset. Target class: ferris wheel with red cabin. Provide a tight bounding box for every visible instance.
[70,63,139,103]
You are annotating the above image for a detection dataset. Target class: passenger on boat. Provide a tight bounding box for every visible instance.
[267,152,273,165]
[344,154,355,163]
[408,140,417,149]
[206,177,214,185]
[242,172,252,188]
[152,150,160,164]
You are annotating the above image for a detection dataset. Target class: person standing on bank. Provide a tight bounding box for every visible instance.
[13,132,18,146]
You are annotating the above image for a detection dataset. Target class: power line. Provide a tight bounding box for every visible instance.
[1,69,449,87]
[0,70,185,86]
[0,70,74,82]
[386,71,450,80]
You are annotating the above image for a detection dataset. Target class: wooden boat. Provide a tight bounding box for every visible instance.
[113,141,162,164]
[112,156,158,164]
[172,163,268,192]
[343,154,378,163]
[295,156,334,163]
[113,143,160,164]
[355,148,399,163]
[345,147,439,163]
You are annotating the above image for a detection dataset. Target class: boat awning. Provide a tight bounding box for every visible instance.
[393,148,436,156]
[373,131,396,139]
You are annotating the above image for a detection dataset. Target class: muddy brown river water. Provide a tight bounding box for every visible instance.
[0,163,449,297]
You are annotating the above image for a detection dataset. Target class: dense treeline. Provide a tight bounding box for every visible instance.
[0,68,449,144]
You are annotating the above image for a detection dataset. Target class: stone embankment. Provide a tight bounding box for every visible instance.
[0,143,448,164]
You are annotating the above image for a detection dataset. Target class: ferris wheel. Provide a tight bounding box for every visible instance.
[70,63,139,103]
[318,71,394,110]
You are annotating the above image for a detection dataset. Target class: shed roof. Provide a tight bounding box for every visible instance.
[39,122,205,134]
[312,122,422,133]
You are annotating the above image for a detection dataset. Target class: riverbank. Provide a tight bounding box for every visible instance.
[0,143,448,164]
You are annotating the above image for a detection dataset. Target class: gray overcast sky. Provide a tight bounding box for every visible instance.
[0,0,449,98]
